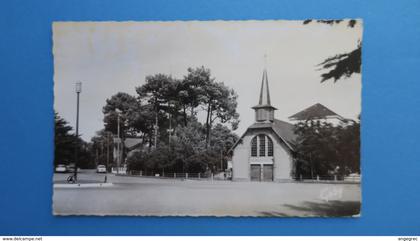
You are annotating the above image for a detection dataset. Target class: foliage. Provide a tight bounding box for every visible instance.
[183,67,239,147]
[126,119,239,174]
[317,44,361,83]
[303,19,362,83]
[293,119,360,178]
[90,129,114,167]
[54,112,75,165]
[54,112,94,168]
[103,92,142,137]
[100,66,239,174]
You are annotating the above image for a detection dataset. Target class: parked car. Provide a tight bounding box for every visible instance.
[344,173,361,182]
[97,165,107,173]
[55,164,67,173]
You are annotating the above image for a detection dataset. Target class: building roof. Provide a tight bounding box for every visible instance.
[248,119,296,149]
[230,118,296,153]
[288,103,342,121]
[124,138,143,150]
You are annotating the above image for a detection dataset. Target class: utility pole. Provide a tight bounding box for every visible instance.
[154,113,158,148]
[117,110,121,174]
[106,132,110,173]
[220,149,223,171]
[167,112,173,145]
[154,97,159,148]
[74,81,82,181]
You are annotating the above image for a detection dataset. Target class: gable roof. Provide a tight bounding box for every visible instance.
[288,103,342,121]
[230,118,296,153]
[124,138,143,150]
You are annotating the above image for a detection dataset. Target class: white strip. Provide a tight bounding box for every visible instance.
[53,183,113,188]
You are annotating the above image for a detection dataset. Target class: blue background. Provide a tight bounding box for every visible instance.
[1,0,419,236]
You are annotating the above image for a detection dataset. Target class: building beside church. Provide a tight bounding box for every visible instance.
[288,103,345,126]
[230,69,346,182]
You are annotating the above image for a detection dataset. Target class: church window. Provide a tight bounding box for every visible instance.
[251,134,274,157]
[251,136,257,157]
[259,134,266,156]
[267,136,273,156]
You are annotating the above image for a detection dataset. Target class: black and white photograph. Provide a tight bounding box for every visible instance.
[53,20,362,217]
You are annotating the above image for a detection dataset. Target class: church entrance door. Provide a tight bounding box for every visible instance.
[250,164,261,181]
[262,164,273,181]
[250,164,273,181]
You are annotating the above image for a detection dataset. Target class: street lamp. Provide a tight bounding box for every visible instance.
[74,81,82,181]
[115,109,122,174]
[106,132,110,175]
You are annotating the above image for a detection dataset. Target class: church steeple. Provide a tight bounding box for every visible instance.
[252,68,277,122]
[259,69,271,106]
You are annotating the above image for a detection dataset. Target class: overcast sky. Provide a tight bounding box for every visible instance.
[53,20,362,142]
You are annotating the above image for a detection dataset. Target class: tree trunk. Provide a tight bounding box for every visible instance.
[205,104,213,148]
[183,105,187,126]
[190,106,194,118]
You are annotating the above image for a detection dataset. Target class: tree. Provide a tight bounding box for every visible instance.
[54,112,76,166]
[182,67,211,122]
[90,129,114,167]
[136,74,182,146]
[304,19,361,83]
[105,66,240,174]
[293,119,360,179]
[203,81,239,147]
[208,124,239,170]
[184,67,240,147]
[336,119,360,174]
[54,112,94,168]
[317,43,361,83]
[103,92,140,137]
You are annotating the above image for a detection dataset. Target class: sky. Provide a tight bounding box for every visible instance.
[53,20,362,142]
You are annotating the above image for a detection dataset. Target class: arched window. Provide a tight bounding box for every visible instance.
[259,134,266,156]
[251,136,258,157]
[251,134,274,157]
[267,137,273,156]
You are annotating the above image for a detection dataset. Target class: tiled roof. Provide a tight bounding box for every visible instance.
[230,118,296,153]
[272,119,297,147]
[288,103,341,120]
[124,138,143,150]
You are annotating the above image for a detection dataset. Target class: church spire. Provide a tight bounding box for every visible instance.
[252,64,277,123]
[258,69,271,106]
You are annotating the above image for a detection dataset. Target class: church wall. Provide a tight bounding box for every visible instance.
[273,136,293,181]
[232,128,294,182]
[232,137,250,181]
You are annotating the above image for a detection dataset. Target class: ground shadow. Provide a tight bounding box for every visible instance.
[260,201,361,217]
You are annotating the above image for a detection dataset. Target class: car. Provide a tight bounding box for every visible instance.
[344,173,361,182]
[55,164,67,173]
[97,165,107,173]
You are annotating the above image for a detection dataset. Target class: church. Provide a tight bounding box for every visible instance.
[229,69,344,182]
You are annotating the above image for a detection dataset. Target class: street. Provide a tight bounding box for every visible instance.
[53,170,361,217]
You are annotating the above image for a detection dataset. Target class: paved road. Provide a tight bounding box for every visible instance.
[53,170,361,217]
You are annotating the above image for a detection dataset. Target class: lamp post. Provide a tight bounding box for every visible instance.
[106,132,110,174]
[74,81,82,181]
[116,109,122,174]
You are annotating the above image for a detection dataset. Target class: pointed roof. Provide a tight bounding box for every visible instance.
[229,118,296,153]
[252,69,277,110]
[288,103,342,120]
[124,138,143,151]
